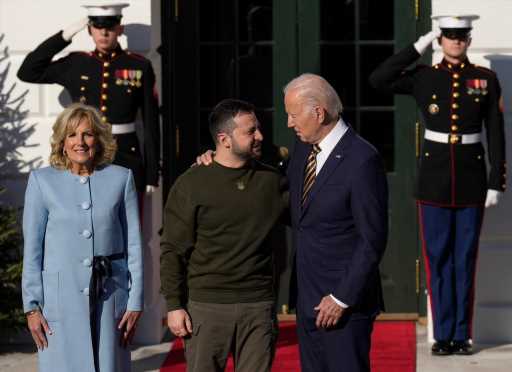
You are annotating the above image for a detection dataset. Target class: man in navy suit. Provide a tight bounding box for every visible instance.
[284,74,388,372]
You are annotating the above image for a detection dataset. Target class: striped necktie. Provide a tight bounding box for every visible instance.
[301,144,321,207]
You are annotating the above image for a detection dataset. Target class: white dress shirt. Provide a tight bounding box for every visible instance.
[315,118,350,309]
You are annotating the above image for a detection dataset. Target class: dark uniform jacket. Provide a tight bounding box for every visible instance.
[370,44,506,207]
[17,31,160,190]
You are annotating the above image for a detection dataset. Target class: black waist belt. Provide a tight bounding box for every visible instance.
[89,252,126,372]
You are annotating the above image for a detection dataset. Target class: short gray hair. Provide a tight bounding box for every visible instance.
[283,73,343,119]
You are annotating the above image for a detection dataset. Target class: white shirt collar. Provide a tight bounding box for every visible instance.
[318,118,348,157]
[315,118,349,174]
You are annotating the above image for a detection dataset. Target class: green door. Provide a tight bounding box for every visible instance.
[162,0,432,314]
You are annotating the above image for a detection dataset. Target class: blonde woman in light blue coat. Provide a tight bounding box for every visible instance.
[22,103,144,372]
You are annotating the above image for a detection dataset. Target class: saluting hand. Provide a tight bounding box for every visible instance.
[314,296,344,329]
[27,310,53,350]
[167,309,193,338]
[118,310,142,348]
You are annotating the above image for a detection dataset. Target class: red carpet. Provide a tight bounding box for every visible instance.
[160,321,416,372]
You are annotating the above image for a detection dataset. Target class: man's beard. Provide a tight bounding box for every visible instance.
[231,139,260,160]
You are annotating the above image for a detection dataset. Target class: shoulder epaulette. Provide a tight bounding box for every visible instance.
[126,51,148,62]
[70,51,93,58]
[473,64,496,76]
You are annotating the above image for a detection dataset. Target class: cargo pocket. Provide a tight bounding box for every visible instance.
[41,271,59,321]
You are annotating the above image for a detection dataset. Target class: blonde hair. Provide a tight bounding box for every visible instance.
[49,103,117,169]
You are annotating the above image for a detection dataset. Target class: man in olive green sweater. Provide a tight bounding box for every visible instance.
[160,99,288,372]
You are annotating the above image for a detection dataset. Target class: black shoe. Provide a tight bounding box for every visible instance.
[452,340,473,355]
[431,340,452,356]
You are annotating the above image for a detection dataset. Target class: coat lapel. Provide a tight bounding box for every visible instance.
[300,127,355,218]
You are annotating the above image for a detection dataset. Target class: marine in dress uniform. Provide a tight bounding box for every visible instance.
[370,15,506,355]
[17,3,160,193]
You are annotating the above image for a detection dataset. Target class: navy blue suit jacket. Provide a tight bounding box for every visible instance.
[287,127,388,319]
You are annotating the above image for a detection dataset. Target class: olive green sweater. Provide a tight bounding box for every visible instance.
[160,160,288,311]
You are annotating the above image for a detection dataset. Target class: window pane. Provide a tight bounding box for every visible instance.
[238,0,273,42]
[320,0,355,41]
[320,45,356,108]
[200,45,235,108]
[359,0,394,40]
[359,111,395,171]
[341,108,357,132]
[360,45,394,106]
[238,46,273,107]
[199,110,215,152]
[199,0,236,42]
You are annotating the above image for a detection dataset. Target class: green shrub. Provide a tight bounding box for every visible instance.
[0,187,25,330]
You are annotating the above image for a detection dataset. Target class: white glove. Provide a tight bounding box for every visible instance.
[62,18,89,41]
[413,29,441,55]
[146,185,156,194]
[485,189,502,208]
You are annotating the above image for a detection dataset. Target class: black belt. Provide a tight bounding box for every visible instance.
[89,252,125,372]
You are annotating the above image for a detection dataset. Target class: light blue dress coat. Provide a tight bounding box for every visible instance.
[22,165,143,372]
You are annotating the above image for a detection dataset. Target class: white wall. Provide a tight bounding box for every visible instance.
[431,0,512,344]
[0,0,165,344]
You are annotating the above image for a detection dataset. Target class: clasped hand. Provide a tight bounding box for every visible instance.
[314,295,344,329]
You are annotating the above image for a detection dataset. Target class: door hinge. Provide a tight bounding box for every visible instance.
[415,259,420,294]
[415,0,420,21]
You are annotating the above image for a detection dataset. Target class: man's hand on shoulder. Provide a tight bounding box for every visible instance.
[194,150,215,167]
[314,295,345,329]
[167,309,193,337]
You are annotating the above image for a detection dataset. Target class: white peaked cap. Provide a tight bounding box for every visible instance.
[431,15,480,29]
[82,2,130,17]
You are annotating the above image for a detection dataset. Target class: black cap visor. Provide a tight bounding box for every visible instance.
[89,16,122,29]
[441,28,471,40]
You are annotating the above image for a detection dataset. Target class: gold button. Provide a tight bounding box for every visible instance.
[111,52,116,58]
[98,52,103,58]
[131,147,136,152]
[451,125,459,131]
[101,106,107,112]
[102,83,108,89]
[103,72,110,78]
[102,94,107,100]
[453,92,460,98]
[102,116,107,122]
[452,103,459,109]
[450,135,459,144]
[80,86,85,91]
[475,98,480,102]
[461,63,466,68]
[425,152,430,157]
[453,73,460,79]
[432,94,437,100]
[434,65,439,69]
[453,82,460,88]
[477,155,482,160]
[451,114,459,120]
[103,62,110,67]
[448,63,453,69]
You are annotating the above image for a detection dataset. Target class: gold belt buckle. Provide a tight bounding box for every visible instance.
[450,134,461,144]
